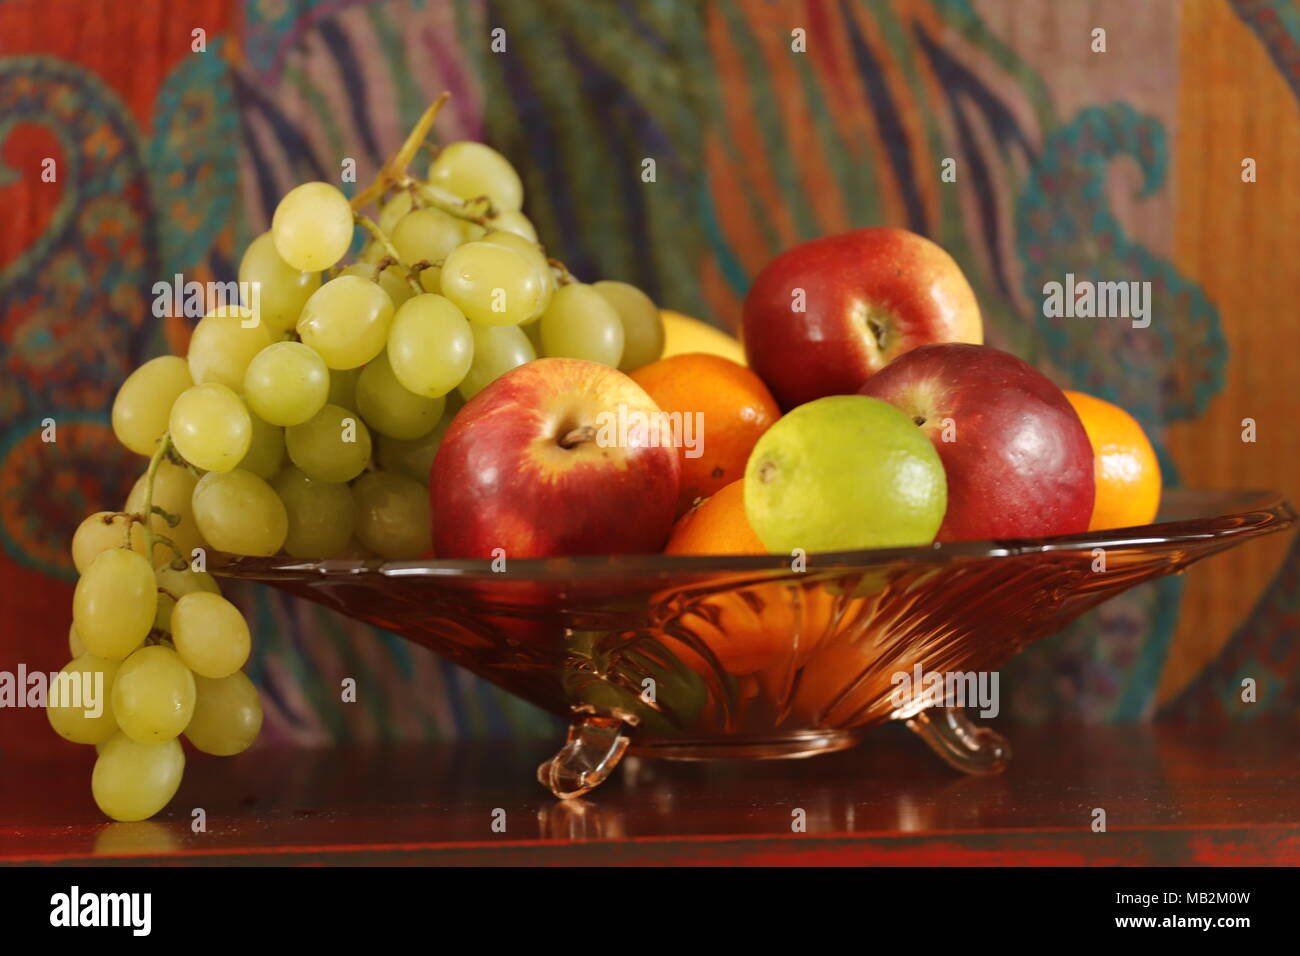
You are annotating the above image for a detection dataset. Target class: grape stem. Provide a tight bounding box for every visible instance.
[354,214,424,293]
[348,93,584,290]
[104,510,140,551]
[350,92,450,212]
[548,258,576,286]
[134,433,183,565]
[406,181,495,225]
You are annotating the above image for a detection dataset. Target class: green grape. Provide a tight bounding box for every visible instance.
[150,594,181,632]
[152,592,175,635]
[191,468,289,556]
[376,424,446,484]
[187,306,274,390]
[481,230,556,329]
[169,382,252,473]
[457,324,535,401]
[539,282,625,366]
[112,356,193,456]
[326,366,361,411]
[156,566,220,596]
[427,141,524,212]
[440,240,550,326]
[238,231,321,334]
[171,592,250,679]
[386,294,473,399]
[271,181,355,272]
[285,403,372,483]
[352,471,433,559]
[111,645,195,743]
[47,655,121,745]
[523,317,544,353]
[380,266,419,308]
[69,623,86,657]
[73,548,157,660]
[418,261,444,294]
[272,466,354,558]
[488,209,538,242]
[185,671,263,757]
[375,396,458,482]
[297,274,395,369]
[340,262,415,310]
[481,229,548,269]
[153,565,220,632]
[390,208,463,287]
[236,411,284,479]
[480,230,554,302]
[124,461,205,568]
[356,351,446,440]
[92,733,184,822]
[243,341,330,427]
[593,280,664,371]
[377,190,414,235]
[72,512,148,573]
[357,241,386,265]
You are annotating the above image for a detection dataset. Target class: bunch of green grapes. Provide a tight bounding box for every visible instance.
[57,483,262,822]
[49,97,666,822]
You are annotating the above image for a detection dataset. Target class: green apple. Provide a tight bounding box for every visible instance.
[743,395,947,553]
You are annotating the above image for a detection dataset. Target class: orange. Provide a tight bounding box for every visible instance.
[655,480,842,684]
[664,480,766,555]
[658,581,839,681]
[1064,390,1162,530]
[630,353,780,514]
[658,481,781,678]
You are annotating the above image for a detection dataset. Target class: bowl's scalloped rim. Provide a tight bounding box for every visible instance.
[214,488,1295,583]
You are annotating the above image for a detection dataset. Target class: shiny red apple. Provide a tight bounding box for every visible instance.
[431,357,681,558]
[743,228,982,409]
[858,344,1094,541]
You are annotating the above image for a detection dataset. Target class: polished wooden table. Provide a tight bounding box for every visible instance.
[3,721,1297,865]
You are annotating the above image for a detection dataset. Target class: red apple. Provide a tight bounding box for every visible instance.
[858,344,1094,541]
[431,357,680,558]
[743,228,982,409]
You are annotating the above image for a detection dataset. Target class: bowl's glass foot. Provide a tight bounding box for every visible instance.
[537,706,635,799]
[904,707,1011,775]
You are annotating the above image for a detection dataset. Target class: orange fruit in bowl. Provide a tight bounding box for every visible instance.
[630,353,780,514]
[664,479,766,555]
[660,581,841,681]
[654,480,841,683]
[658,479,781,677]
[1064,390,1162,530]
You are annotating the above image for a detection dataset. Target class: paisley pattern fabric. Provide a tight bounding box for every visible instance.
[2,0,1297,750]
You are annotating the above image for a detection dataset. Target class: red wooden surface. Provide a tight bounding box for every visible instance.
[2,721,1297,865]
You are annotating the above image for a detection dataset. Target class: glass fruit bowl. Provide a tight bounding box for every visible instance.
[217,488,1294,798]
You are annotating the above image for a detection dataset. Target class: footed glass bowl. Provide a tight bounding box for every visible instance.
[218,489,1294,798]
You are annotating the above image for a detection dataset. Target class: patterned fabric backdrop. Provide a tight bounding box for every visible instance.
[2,0,1297,758]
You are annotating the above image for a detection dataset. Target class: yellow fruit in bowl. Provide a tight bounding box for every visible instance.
[659,310,747,365]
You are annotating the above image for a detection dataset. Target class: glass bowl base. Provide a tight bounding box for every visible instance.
[630,730,862,761]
